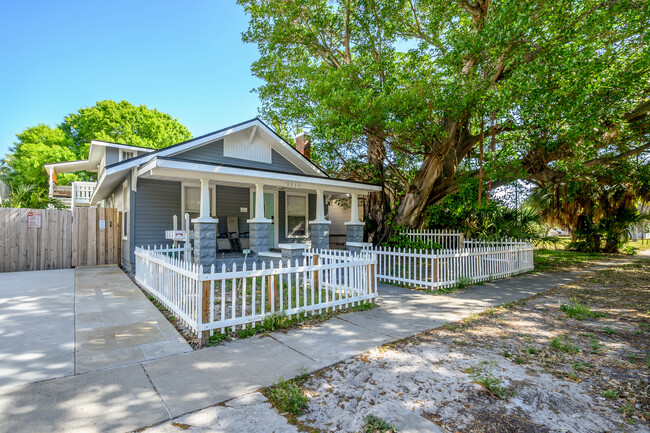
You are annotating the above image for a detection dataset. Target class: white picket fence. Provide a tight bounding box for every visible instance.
[404,229,464,249]
[373,242,534,289]
[338,240,533,290]
[134,245,378,340]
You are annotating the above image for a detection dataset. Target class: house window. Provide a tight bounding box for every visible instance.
[119,150,135,162]
[286,194,308,238]
[182,184,216,225]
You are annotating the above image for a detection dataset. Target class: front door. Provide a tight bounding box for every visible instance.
[263,193,275,248]
[252,191,276,248]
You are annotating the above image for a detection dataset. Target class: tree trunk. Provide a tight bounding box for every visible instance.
[365,129,391,244]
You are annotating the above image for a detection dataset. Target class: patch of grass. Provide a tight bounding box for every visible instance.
[466,361,516,399]
[550,335,581,354]
[600,389,620,400]
[590,338,606,354]
[533,249,611,272]
[572,361,593,371]
[263,377,308,416]
[560,298,607,320]
[361,414,398,433]
[502,350,511,358]
[456,276,472,289]
[645,355,650,368]
[513,355,526,364]
[526,346,538,355]
[603,326,616,335]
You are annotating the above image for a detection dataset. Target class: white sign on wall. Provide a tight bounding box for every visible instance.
[99,220,106,229]
[27,211,41,228]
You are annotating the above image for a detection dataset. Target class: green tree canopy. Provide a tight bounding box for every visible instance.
[239,0,650,242]
[1,100,192,190]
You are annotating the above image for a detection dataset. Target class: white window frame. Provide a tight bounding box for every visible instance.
[285,192,309,239]
[121,182,129,240]
[119,149,136,162]
[181,182,216,219]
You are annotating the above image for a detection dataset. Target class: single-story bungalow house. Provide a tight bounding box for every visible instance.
[45,118,381,271]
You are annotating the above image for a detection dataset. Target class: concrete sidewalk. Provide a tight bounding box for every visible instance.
[74,266,191,373]
[0,260,632,433]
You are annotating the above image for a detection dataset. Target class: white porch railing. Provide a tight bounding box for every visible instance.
[134,245,377,339]
[51,181,97,209]
[71,182,96,207]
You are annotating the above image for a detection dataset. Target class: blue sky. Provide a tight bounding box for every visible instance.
[0,0,262,158]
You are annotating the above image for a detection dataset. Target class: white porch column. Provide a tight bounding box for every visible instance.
[349,193,360,223]
[48,169,54,197]
[314,189,327,223]
[255,183,267,221]
[196,178,215,222]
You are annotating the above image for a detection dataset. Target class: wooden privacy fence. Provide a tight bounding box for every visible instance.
[0,207,121,272]
[134,245,378,344]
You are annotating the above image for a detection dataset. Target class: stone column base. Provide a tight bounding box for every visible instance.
[247,219,272,254]
[309,220,331,251]
[192,219,218,269]
[344,221,364,244]
[279,243,308,265]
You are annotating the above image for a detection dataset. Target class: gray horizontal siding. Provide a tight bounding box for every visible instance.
[134,179,182,249]
[215,186,250,234]
[175,139,305,175]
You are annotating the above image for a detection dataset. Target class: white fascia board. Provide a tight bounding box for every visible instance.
[90,169,107,204]
[90,140,156,152]
[44,159,97,174]
[138,158,382,194]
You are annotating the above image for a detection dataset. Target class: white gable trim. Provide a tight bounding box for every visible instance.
[137,157,382,195]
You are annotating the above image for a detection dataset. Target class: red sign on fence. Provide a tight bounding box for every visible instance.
[27,211,41,228]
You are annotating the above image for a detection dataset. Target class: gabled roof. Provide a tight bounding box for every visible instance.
[102,117,328,177]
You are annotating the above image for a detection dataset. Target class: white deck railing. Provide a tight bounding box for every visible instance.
[71,182,96,206]
[135,245,377,339]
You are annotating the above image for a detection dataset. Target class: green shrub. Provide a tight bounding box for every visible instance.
[466,361,516,399]
[560,298,607,320]
[362,414,398,433]
[264,377,308,415]
[550,335,580,354]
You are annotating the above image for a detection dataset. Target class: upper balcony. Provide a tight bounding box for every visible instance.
[50,181,97,209]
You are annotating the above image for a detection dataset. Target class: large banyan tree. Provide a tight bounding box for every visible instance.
[238,0,650,242]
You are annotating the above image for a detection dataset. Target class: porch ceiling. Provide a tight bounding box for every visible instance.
[137,157,382,195]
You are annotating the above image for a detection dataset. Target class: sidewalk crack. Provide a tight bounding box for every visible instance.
[141,364,173,420]
[268,335,318,363]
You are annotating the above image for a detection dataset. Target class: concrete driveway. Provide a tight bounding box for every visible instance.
[0,269,75,389]
[0,266,191,392]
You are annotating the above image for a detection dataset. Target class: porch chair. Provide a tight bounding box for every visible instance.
[227,216,243,252]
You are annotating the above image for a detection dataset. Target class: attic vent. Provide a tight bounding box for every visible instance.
[120,150,135,161]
